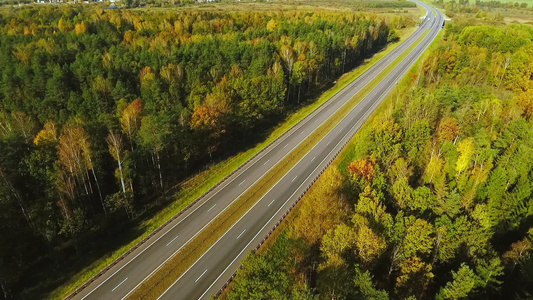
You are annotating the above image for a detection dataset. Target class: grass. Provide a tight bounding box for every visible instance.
[220,20,445,300]
[126,28,431,300]
[50,21,423,300]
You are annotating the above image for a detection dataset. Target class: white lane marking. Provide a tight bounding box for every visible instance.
[194,12,442,299]
[239,180,246,186]
[263,159,270,166]
[166,236,179,247]
[268,199,276,207]
[112,278,128,292]
[292,176,298,182]
[196,76,398,298]
[300,130,305,135]
[327,141,331,146]
[160,6,439,298]
[196,131,345,300]
[94,97,317,300]
[195,270,208,283]
[92,22,387,298]
[207,204,217,212]
[237,229,246,239]
[311,156,316,162]
[284,144,288,149]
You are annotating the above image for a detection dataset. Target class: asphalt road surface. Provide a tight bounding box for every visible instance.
[69,2,443,299]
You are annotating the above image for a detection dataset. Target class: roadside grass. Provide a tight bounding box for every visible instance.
[49,25,421,300]
[221,23,445,300]
[127,29,430,300]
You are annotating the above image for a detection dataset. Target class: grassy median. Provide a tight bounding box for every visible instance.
[126,28,431,300]
[50,24,422,300]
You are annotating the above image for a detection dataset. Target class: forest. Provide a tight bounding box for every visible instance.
[226,12,533,300]
[0,3,419,299]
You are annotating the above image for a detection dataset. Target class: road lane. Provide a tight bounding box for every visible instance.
[157,2,444,299]
[69,2,442,299]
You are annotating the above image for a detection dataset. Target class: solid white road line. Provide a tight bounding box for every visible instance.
[166,236,179,247]
[207,204,217,212]
[79,31,377,299]
[195,270,208,283]
[160,9,441,299]
[112,278,128,292]
[268,199,275,207]
[195,17,441,296]
[237,229,246,240]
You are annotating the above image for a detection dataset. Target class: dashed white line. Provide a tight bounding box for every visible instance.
[112,278,128,292]
[237,229,246,239]
[292,176,298,182]
[327,141,331,146]
[315,118,320,123]
[238,180,246,186]
[166,235,179,247]
[268,199,276,207]
[300,130,305,135]
[195,270,208,283]
[263,159,270,166]
[284,144,289,149]
[207,204,217,212]
[311,156,316,162]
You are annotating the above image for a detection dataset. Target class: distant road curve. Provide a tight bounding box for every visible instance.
[69,2,443,299]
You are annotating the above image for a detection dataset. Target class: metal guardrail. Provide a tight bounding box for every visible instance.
[65,63,349,300]
[213,107,367,299]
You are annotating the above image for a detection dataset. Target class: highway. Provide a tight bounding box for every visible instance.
[68,2,443,299]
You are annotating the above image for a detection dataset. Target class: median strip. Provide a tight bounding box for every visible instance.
[126,28,431,300]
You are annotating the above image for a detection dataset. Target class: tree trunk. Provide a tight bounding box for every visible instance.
[117,158,126,194]
[91,167,106,216]
[0,171,33,229]
[0,278,9,300]
[156,151,163,190]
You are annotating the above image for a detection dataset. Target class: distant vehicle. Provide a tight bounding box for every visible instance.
[442,21,445,28]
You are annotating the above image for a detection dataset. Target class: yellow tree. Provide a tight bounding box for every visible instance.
[75,21,87,35]
[292,167,348,244]
[515,89,533,119]
[58,18,69,33]
[58,122,105,215]
[120,98,143,152]
[107,132,127,194]
[437,117,459,144]
[456,138,475,175]
[503,236,532,273]
[354,224,387,264]
[34,121,58,146]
